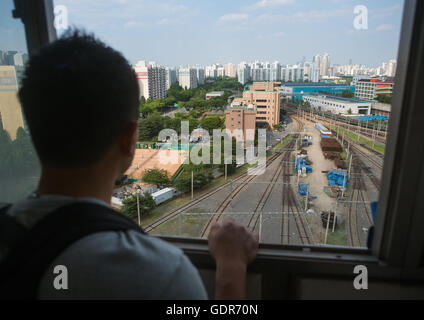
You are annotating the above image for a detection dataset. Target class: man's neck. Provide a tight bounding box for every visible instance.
[37,165,117,204]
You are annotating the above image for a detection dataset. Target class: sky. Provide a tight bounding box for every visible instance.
[1,0,405,68]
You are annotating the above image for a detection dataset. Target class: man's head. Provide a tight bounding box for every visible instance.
[19,30,140,174]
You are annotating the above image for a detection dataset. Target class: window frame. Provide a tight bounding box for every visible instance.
[14,0,424,283]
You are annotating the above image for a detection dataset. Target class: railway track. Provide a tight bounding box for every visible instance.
[286,104,388,144]
[201,117,311,242]
[146,115,313,246]
[144,151,282,233]
[200,137,298,238]
[347,156,374,247]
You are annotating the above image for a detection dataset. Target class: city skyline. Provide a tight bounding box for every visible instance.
[51,0,404,67]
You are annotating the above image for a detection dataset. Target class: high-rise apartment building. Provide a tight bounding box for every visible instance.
[270,61,281,81]
[217,66,225,77]
[320,53,331,77]
[237,62,251,85]
[0,66,25,140]
[165,67,177,90]
[178,67,198,89]
[134,61,166,100]
[195,67,205,85]
[224,63,236,78]
[386,60,397,77]
[205,65,217,78]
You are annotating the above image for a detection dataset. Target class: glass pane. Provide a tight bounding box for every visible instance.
[54,0,403,248]
[0,1,40,203]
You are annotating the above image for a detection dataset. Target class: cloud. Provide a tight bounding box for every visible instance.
[246,0,294,11]
[219,13,248,22]
[273,31,285,37]
[376,24,394,31]
[124,21,146,28]
[291,8,349,22]
[256,31,285,39]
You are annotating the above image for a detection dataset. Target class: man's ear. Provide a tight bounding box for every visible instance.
[119,120,138,157]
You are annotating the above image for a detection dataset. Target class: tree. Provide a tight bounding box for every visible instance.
[347,108,353,115]
[376,95,392,104]
[142,168,170,186]
[138,113,164,140]
[200,116,223,132]
[173,170,213,193]
[341,90,354,98]
[121,193,156,219]
[273,123,282,130]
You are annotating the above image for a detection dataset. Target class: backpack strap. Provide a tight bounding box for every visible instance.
[0,204,28,249]
[0,201,145,300]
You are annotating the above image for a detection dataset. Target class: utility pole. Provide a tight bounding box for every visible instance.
[137,192,141,226]
[305,184,309,212]
[324,211,331,244]
[229,179,233,209]
[341,170,347,198]
[191,171,194,199]
[348,154,353,178]
[225,163,227,180]
[332,202,338,233]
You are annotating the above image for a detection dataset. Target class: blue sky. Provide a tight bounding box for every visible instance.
[0,1,28,53]
[2,0,404,68]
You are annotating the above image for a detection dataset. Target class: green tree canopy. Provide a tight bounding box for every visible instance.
[121,193,156,219]
[200,116,224,132]
[142,168,170,186]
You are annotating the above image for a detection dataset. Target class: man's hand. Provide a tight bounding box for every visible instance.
[208,218,259,300]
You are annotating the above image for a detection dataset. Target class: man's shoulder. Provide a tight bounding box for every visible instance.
[38,230,199,299]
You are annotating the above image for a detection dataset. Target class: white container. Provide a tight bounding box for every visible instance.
[152,187,175,205]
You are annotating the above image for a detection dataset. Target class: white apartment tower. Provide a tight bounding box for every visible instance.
[224,63,236,78]
[134,61,166,100]
[178,67,198,89]
[237,62,250,84]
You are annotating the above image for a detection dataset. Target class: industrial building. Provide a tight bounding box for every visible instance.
[303,94,371,115]
[280,82,355,101]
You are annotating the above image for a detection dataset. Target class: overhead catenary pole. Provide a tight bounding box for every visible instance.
[324,211,331,244]
[137,192,141,226]
[332,201,338,233]
[225,163,227,180]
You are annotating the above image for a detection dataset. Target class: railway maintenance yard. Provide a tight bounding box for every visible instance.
[142,108,385,248]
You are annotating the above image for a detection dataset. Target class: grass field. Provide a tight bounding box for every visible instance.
[329,125,385,154]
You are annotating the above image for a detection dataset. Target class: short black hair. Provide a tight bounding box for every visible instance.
[19,30,140,167]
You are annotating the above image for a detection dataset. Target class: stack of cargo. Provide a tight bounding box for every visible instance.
[327,170,348,188]
[294,157,312,173]
[320,138,343,153]
[298,183,308,196]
